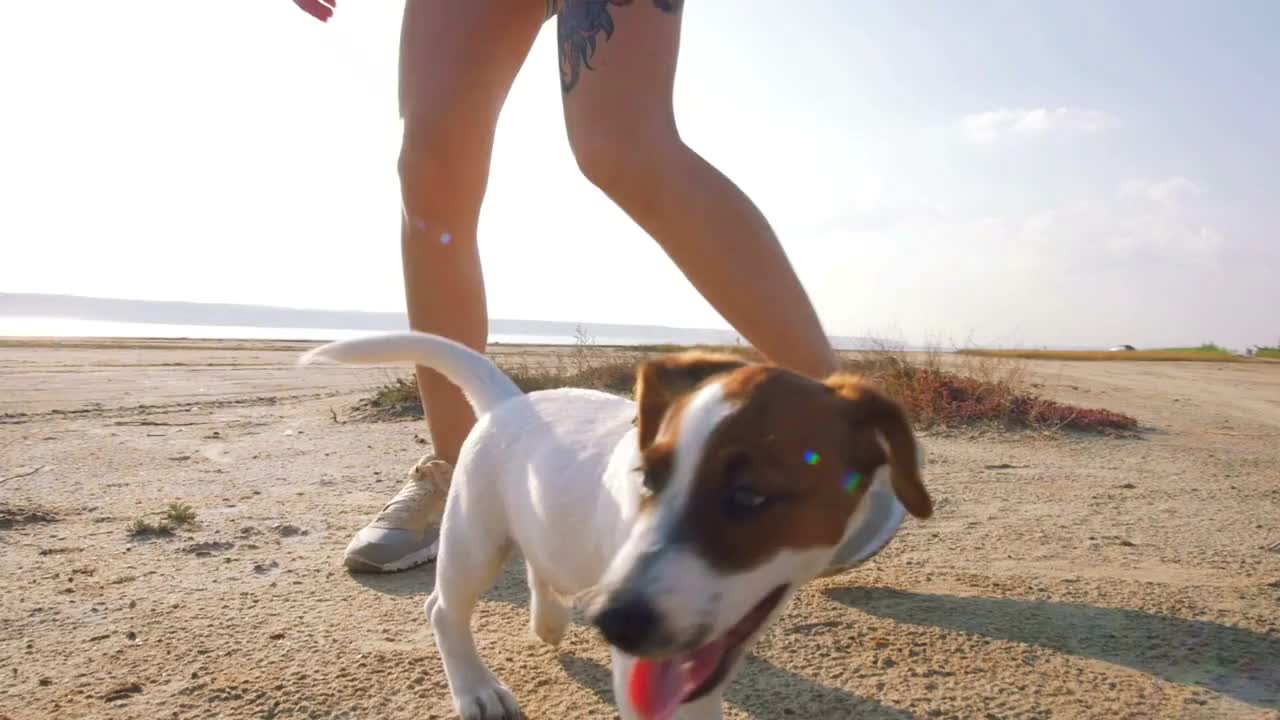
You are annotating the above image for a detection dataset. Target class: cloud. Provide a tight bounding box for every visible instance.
[812,175,949,234]
[1118,176,1203,207]
[1014,197,1225,267]
[961,107,1121,143]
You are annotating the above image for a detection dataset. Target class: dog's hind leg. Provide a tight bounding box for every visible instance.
[527,564,571,647]
[429,503,522,720]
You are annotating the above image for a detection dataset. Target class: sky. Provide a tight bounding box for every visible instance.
[2,1,1276,350]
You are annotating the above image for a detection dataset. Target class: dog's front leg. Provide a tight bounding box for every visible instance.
[608,649,724,720]
[675,691,724,720]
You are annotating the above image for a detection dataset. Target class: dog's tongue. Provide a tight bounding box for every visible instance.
[628,639,726,720]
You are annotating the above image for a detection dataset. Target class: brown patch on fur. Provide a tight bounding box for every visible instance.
[638,441,676,510]
[827,372,933,520]
[634,351,747,451]
[671,367,932,572]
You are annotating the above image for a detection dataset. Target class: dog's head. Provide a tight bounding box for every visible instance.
[586,351,932,716]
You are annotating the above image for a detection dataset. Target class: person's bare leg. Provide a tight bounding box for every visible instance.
[558,0,837,380]
[344,0,547,574]
[556,2,906,576]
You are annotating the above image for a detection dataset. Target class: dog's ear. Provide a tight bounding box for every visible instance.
[826,373,933,519]
[635,352,747,449]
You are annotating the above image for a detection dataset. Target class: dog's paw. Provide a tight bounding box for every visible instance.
[532,613,569,648]
[454,681,523,720]
[530,598,571,647]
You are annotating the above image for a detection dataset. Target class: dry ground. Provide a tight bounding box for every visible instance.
[1,338,1278,720]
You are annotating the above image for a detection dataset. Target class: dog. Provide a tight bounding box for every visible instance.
[301,331,932,720]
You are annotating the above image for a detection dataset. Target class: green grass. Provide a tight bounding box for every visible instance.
[960,348,1248,363]
[127,518,175,537]
[1253,346,1280,359]
[127,501,197,537]
[1154,343,1233,355]
[164,502,197,526]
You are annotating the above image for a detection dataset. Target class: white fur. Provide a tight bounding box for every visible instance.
[300,332,888,720]
[299,332,521,416]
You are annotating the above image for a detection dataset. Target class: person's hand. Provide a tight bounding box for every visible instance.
[293,0,336,22]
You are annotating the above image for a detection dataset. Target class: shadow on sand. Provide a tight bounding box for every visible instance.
[825,586,1280,710]
[557,652,915,719]
[354,562,914,716]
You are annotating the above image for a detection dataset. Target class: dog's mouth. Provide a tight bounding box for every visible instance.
[627,583,789,720]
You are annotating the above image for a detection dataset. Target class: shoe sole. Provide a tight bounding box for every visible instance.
[344,537,439,574]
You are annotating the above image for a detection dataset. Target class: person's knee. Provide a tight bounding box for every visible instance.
[397,116,488,219]
[569,124,681,202]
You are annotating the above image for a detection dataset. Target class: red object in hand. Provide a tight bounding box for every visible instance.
[293,0,336,22]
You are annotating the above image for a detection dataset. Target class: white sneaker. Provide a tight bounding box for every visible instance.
[343,455,451,573]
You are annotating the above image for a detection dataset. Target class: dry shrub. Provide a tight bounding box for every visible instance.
[350,376,423,421]
[349,341,1137,435]
[505,354,641,397]
[845,344,1137,434]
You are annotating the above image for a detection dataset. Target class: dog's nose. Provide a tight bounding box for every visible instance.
[591,596,660,654]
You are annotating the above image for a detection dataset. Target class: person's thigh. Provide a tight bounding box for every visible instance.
[556,0,683,138]
[399,0,548,118]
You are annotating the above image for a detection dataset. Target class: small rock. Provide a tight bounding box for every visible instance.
[38,677,52,687]
[38,547,82,556]
[268,632,286,640]
[1117,482,1137,489]
[271,524,306,538]
[1117,539,1137,547]
[102,682,143,702]
[168,455,192,462]
[182,541,234,556]
[252,560,280,575]
[125,631,137,642]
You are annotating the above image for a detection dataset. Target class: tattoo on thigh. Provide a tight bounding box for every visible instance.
[557,0,684,94]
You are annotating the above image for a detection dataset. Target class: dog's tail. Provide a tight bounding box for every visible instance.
[298,331,522,417]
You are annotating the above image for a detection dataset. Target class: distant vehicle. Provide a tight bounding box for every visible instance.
[1109,344,1137,352]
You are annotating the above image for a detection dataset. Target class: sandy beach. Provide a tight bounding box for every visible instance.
[2,338,1278,720]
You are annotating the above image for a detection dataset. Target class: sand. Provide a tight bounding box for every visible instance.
[1,338,1278,720]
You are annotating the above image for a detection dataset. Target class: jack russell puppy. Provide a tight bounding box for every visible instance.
[301,331,933,720]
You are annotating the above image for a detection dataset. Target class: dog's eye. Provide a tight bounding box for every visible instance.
[730,486,766,507]
[723,483,773,520]
[721,453,773,519]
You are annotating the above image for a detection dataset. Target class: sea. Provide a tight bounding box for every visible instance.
[0,317,656,347]
[0,294,891,349]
